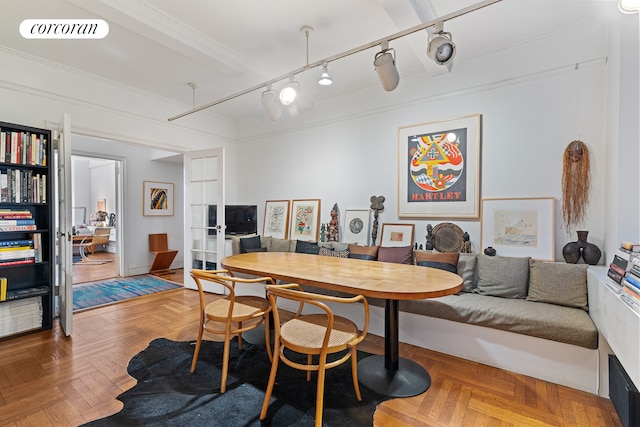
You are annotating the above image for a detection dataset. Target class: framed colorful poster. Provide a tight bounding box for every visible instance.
[380,223,415,247]
[263,200,290,239]
[290,199,321,241]
[143,181,174,216]
[398,114,481,219]
[343,209,370,245]
[481,197,555,260]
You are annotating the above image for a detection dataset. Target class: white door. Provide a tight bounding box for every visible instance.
[183,148,225,292]
[55,113,73,336]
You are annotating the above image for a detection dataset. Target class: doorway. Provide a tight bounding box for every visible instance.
[71,155,123,284]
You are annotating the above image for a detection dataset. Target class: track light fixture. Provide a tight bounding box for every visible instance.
[167,0,503,122]
[427,23,456,66]
[279,76,299,106]
[261,84,282,121]
[318,62,332,86]
[374,41,400,92]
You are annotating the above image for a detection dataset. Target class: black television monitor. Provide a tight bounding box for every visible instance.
[208,205,258,236]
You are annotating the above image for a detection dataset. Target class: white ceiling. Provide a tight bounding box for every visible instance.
[0,0,619,123]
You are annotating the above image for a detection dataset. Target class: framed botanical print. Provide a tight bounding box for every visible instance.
[380,223,415,247]
[343,209,370,245]
[481,197,555,260]
[290,199,321,241]
[143,181,174,216]
[263,200,290,239]
[398,114,482,219]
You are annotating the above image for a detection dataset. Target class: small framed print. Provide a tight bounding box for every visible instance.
[263,200,290,239]
[290,199,321,241]
[380,223,415,247]
[343,209,370,245]
[143,181,174,216]
[481,197,555,260]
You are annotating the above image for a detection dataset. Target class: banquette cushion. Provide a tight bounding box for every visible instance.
[377,245,413,264]
[526,259,589,310]
[295,240,321,254]
[239,234,262,253]
[415,251,459,273]
[473,255,530,298]
[348,244,379,261]
[318,247,350,258]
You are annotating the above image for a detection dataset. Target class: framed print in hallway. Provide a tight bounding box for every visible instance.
[481,197,555,260]
[143,181,174,216]
[398,114,481,219]
[263,200,290,239]
[290,199,321,241]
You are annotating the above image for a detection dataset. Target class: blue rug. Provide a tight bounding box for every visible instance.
[73,275,182,311]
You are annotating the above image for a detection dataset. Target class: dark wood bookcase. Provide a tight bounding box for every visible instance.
[0,120,53,339]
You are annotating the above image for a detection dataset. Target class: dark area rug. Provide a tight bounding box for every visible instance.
[83,337,389,426]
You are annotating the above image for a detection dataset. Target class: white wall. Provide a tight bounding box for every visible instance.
[235,63,608,260]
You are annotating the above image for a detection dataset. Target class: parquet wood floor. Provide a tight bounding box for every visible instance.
[0,268,622,426]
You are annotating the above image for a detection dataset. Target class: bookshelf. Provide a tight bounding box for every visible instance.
[0,121,53,339]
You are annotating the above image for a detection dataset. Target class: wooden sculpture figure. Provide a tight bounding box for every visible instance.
[327,203,339,242]
[370,195,385,245]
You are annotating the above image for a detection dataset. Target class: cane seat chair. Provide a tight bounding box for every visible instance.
[190,269,274,393]
[260,284,369,427]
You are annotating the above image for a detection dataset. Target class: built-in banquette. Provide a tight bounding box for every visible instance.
[230,234,610,396]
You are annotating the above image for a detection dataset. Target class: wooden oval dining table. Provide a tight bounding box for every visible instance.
[220,251,463,397]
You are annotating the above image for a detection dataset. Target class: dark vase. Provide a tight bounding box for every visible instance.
[484,246,496,256]
[562,231,601,265]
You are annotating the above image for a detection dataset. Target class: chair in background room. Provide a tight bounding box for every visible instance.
[73,227,113,264]
[260,284,369,427]
[148,233,178,276]
[189,269,274,393]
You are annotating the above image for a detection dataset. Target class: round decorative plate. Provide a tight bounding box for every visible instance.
[432,222,464,253]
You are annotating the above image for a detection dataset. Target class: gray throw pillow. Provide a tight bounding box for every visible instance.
[473,255,530,298]
[269,238,293,252]
[260,236,272,251]
[526,259,588,310]
[295,240,320,254]
[457,253,477,292]
[231,234,257,254]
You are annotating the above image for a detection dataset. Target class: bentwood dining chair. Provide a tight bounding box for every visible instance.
[189,269,274,393]
[260,283,369,427]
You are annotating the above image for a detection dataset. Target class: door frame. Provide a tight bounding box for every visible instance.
[70,152,124,280]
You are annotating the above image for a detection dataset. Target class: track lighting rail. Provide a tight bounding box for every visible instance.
[168,0,501,122]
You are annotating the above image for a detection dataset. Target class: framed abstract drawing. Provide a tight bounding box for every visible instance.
[398,114,482,219]
[263,200,290,239]
[143,181,174,216]
[290,199,321,241]
[380,223,415,247]
[343,209,370,245]
[480,197,555,260]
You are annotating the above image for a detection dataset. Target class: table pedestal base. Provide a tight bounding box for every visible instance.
[357,355,431,397]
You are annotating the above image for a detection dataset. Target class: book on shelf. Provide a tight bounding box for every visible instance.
[620,241,640,253]
[0,225,37,231]
[607,267,624,285]
[0,248,35,261]
[31,233,41,262]
[0,245,32,252]
[0,219,35,226]
[620,292,640,314]
[623,279,640,297]
[0,277,6,301]
[625,272,640,290]
[0,258,35,267]
[0,239,34,247]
